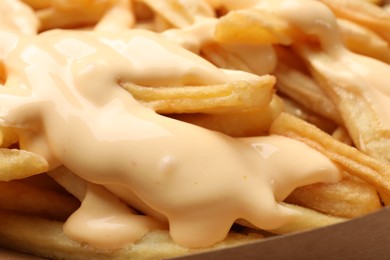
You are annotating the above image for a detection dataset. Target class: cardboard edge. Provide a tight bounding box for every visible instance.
[173,206,390,260]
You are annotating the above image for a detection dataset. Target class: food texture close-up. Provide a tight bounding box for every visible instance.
[1,0,390,259]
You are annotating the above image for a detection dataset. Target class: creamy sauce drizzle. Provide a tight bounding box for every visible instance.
[253,0,390,129]
[0,0,352,250]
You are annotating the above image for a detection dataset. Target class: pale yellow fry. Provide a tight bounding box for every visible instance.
[37,0,115,30]
[270,113,390,202]
[332,126,353,146]
[171,94,283,137]
[298,46,390,164]
[319,0,390,42]
[282,97,338,134]
[120,74,276,114]
[20,0,50,10]
[0,148,48,181]
[0,126,18,148]
[214,8,293,45]
[337,18,390,63]
[0,210,262,260]
[237,202,346,235]
[286,174,381,218]
[0,180,79,221]
[274,47,342,124]
[48,166,87,201]
[0,0,40,34]
[140,0,194,28]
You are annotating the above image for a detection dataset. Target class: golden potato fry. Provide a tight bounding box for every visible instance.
[0,126,18,148]
[270,112,390,202]
[237,202,346,235]
[337,18,390,63]
[0,0,40,34]
[94,0,135,32]
[298,45,390,164]
[286,174,381,218]
[120,74,276,114]
[0,210,262,260]
[201,42,277,76]
[48,166,87,201]
[0,148,48,181]
[319,0,390,42]
[331,126,353,146]
[214,8,294,45]
[170,94,283,137]
[139,0,194,28]
[0,180,79,221]
[20,0,50,10]
[36,0,115,30]
[274,48,342,124]
[281,96,338,134]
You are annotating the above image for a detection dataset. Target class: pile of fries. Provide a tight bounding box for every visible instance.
[1,0,390,259]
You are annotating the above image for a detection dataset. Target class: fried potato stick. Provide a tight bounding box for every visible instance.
[237,202,346,235]
[319,0,390,42]
[337,18,390,63]
[214,8,294,45]
[286,174,381,218]
[274,47,342,124]
[270,112,390,202]
[119,74,276,114]
[0,209,263,260]
[170,94,283,137]
[0,148,48,181]
[0,180,79,221]
[297,45,390,164]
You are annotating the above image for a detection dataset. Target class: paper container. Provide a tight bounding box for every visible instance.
[2,206,390,259]
[173,206,390,260]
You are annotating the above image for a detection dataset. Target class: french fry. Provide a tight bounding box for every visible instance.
[270,112,390,203]
[0,148,48,181]
[281,96,338,134]
[0,209,263,260]
[170,94,283,137]
[337,18,390,63]
[0,180,79,221]
[139,0,194,28]
[0,126,18,148]
[119,74,276,114]
[297,45,390,164]
[318,0,390,42]
[331,126,353,146]
[274,47,342,125]
[286,174,381,218]
[214,8,294,45]
[237,202,346,235]
[36,0,115,30]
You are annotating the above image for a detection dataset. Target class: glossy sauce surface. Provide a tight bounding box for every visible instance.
[0,0,349,249]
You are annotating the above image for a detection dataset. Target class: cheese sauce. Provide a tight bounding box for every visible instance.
[0,0,350,250]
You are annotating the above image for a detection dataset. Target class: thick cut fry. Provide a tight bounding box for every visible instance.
[270,113,390,202]
[286,174,381,218]
[36,0,115,30]
[237,202,346,235]
[119,74,276,114]
[214,8,294,45]
[0,148,48,181]
[281,96,338,134]
[319,0,390,42]
[274,48,342,124]
[0,126,18,148]
[170,94,283,137]
[298,45,390,164]
[337,18,390,63]
[0,180,79,221]
[0,210,262,260]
